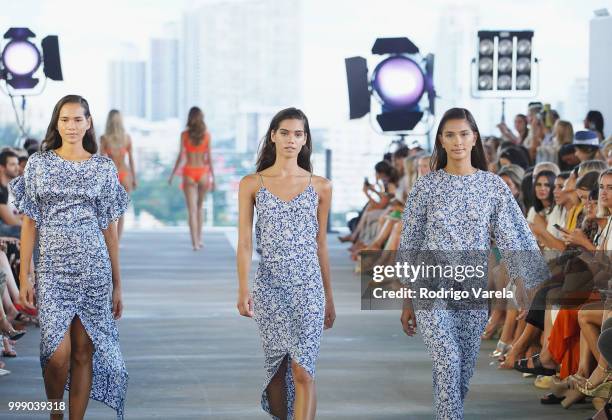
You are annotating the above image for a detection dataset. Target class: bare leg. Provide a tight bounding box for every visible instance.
[196,181,207,248]
[1,288,17,319]
[578,302,604,363]
[384,222,402,251]
[497,308,517,343]
[576,330,595,378]
[0,252,20,303]
[182,178,199,250]
[68,316,94,420]
[291,361,315,420]
[266,356,288,420]
[499,322,540,369]
[368,219,395,249]
[44,329,71,420]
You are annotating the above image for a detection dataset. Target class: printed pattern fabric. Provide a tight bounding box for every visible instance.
[9,151,130,419]
[398,169,547,420]
[253,182,325,419]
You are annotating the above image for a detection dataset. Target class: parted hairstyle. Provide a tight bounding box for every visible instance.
[41,95,97,154]
[430,107,488,172]
[256,107,312,173]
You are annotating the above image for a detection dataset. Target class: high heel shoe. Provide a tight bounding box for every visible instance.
[579,381,612,399]
[0,315,25,341]
[577,366,612,399]
[489,340,511,358]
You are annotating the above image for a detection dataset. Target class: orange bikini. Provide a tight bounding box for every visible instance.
[104,142,131,184]
[182,131,211,183]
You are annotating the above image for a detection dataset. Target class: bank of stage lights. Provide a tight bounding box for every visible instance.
[345,37,435,133]
[0,27,63,92]
[474,30,536,97]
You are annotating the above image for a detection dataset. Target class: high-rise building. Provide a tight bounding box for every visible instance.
[589,13,612,134]
[150,38,179,121]
[109,59,147,119]
[179,0,302,140]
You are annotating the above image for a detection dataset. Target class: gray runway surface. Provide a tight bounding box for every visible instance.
[0,230,595,419]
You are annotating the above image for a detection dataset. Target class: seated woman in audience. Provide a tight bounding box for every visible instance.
[498,164,526,214]
[527,170,556,228]
[499,145,530,170]
[498,114,529,145]
[346,161,398,256]
[574,130,603,163]
[536,120,573,165]
[514,171,607,406]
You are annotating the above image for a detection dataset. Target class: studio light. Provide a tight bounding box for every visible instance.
[345,37,435,133]
[473,30,536,97]
[0,27,63,91]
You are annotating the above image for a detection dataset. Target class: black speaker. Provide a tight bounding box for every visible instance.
[345,56,370,119]
[41,35,63,81]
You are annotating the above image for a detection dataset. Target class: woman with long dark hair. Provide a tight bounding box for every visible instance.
[100,109,136,240]
[236,107,335,419]
[398,108,547,419]
[10,95,129,419]
[584,110,605,141]
[169,106,215,250]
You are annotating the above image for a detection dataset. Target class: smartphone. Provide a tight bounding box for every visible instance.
[553,224,569,234]
[363,177,370,186]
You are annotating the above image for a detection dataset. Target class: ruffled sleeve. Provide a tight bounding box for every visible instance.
[96,161,130,230]
[490,177,550,292]
[396,176,429,285]
[9,153,42,226]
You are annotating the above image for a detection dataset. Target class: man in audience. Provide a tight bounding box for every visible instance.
[0,149,22,238]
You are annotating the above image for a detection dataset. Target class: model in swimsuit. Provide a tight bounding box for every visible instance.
[169,106,215,250]
[100,109,136,240]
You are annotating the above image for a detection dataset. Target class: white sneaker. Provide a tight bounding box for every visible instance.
[0,368,11,376]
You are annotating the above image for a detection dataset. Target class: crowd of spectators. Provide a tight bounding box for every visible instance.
[0,140,40,377]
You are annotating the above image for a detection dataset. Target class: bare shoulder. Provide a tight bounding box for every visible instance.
[239,173,262,195]
[311,175,332,196]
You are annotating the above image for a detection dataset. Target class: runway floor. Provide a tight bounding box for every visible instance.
[0,230,595,419]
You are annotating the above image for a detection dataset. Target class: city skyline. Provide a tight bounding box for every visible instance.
[0,0,605,138]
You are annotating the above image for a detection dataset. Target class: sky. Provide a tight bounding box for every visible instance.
[0,0,610,136]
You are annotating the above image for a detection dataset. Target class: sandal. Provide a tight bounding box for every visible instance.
[540,393,565,404]
[578,367,612,399]
[0,315,26,341]
[514,353,557,376]
[489,340,512,358]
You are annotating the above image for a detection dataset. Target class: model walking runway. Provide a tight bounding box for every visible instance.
[10,95,129,419]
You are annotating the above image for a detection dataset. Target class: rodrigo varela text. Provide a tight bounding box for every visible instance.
[372,287,514,300]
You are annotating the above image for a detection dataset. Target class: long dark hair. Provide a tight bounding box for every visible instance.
[586,110,604,138]
[256,107,312,172]
[532,170,556,214]
[186,106,207,145]
[430,107,488,172]
[41,95,97,154]
[516,113,529,142]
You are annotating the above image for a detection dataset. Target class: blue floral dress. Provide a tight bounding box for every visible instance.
[9,150,130,419]
[398,169,548,420]
[252,174,325,419]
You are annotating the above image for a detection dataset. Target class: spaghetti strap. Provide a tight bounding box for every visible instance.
[257,172,265,188]
[308,172,313,186]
